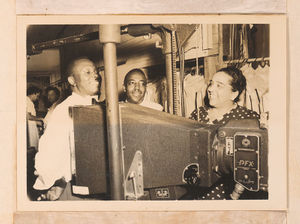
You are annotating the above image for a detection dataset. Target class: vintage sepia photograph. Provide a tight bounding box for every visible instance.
[17,15,286,211]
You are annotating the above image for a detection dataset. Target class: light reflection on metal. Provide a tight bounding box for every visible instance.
[99,24,124,200]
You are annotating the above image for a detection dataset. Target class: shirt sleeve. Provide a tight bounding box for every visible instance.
[26,97,36,116]
[189,109,198,121]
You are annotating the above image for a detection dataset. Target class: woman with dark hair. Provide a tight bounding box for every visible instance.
[190,67,259,124]
[189,67,260,200]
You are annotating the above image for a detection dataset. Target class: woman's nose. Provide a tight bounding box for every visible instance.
[207,85,212,92]
[208,84,215,92]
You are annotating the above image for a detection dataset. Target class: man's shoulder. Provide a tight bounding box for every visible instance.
[55,94,76,108]
[49,94,75,116]
[140,100,163,111]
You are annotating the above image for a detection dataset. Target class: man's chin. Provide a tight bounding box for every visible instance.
[88,90,99,96]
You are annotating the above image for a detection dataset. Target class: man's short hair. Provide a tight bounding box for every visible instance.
[45,86,60,98]
[66,56,91,77]
[123,68,146,85]
[27,86,42,96]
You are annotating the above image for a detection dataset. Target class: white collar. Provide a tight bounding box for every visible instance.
[71,92,98,105]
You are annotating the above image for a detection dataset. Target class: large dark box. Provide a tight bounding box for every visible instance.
[71,103,220,195]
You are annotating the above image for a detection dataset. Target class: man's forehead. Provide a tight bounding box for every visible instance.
[48,90,56,94]
[126,72,146,82]
[74,59,95,69]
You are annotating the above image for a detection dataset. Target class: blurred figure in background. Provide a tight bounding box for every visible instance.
[27,86,44,150]
[43,86,61,127]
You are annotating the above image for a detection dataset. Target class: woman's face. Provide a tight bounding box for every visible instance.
[207,72,238,108]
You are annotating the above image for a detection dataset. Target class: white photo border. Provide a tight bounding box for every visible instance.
[17,15,286,211]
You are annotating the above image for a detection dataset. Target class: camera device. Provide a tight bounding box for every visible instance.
[71,103,268,200]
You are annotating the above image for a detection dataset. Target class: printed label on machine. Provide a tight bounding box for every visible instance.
[155,188,170,198]
[234,133,260,191]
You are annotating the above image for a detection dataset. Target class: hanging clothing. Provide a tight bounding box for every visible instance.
[144,78,164,106]
[252,65,269,95]
[183,74,206,118]
[240,63,255,80]
[27,96,39,149]
[246,65,269,114]
[238,63,269,114]
[261,91,269,113]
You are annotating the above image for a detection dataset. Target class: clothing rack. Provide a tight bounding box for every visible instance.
[223,57,270,64]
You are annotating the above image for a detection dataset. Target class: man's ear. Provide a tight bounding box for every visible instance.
[123,84,126,92]
[68,76,76,86]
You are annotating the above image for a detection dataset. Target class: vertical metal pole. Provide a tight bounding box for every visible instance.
[218,24,224,68]
[99,25,124,200]
[165,53,173,114]
[162,31,173,114]
[171,30,178,115]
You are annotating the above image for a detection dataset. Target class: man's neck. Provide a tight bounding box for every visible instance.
[126,99,143,105]
[72,91,98,99]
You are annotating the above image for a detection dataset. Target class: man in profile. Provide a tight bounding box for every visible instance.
[33,57,101,201]
[123,68,163,111]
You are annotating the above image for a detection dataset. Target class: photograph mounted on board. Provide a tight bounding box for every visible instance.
[17,15,286,211]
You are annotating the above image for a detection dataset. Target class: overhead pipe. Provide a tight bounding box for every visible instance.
[127,24,159,37]
[29,27,130,55]
[99,24,124,200]
[30,32,100,55]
